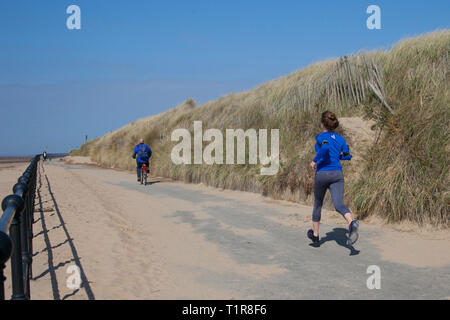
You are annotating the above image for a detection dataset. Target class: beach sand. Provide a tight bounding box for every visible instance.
[0,157,449,299]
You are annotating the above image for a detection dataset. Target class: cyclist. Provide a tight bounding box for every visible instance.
[307,111,359,246]
[132,138,152,182]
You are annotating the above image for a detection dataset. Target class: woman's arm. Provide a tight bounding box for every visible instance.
[313,140,330,163]
[311,139,329,170]
[339,141,352,160]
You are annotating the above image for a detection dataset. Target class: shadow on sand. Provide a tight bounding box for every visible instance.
[145,180,161,186]
[33,162,95,300]
[309,227,360,256]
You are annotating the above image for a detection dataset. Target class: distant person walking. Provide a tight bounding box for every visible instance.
[43,151,47,161]
[132,138,152,182]
[307,111,359,246]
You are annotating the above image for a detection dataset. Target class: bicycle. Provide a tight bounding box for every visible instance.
[140,163,148,185]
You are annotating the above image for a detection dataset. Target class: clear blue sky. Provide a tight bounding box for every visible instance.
[0,0,448,156]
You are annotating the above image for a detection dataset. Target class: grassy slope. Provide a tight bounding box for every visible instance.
[71,30,449,226]
[351,31,449,225]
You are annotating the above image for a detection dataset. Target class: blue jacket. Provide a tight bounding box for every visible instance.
[313,131,352,172]
[133,143,152,163]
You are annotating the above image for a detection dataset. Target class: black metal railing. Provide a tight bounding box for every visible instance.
[0,155,39,300]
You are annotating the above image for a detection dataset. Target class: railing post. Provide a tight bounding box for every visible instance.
[27,157,39,294]
[13,181,31,299]
[2,195,26,300]
[27,173,35,279]
[0,264,5,300]
[0,231,13,300]
[20,207,31,298]
[10,213,26,300]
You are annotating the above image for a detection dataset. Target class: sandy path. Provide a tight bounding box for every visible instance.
[1,159,449,299]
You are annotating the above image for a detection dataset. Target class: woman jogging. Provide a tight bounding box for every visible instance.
[307,111,359,246]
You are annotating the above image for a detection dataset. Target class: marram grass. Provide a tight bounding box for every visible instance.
[71,30,450,226]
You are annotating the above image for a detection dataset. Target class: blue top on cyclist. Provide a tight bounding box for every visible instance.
[132,138,152,163]
[313,131,352,172]
[133,138,152,182]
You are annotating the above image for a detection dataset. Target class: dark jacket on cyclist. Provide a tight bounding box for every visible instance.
[132,143,152,163]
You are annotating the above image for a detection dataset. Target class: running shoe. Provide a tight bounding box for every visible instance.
[307,229,320,245]
[347,220,359,245]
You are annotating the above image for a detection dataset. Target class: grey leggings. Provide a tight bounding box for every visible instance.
[312,170,350,222]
